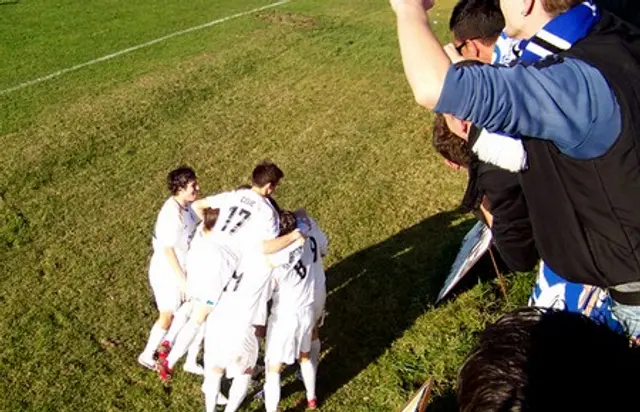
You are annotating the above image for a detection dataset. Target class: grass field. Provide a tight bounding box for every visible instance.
[0,0,535,410]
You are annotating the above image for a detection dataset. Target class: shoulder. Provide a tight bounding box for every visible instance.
[158,197,179,219]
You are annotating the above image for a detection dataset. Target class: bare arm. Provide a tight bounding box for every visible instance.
[262,230,304,255]
[190,198,209,220]
[479,197,494,228]
[392,0,451,108]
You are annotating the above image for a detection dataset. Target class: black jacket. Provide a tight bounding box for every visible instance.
[462,130,539,273]
[521,13,640,304]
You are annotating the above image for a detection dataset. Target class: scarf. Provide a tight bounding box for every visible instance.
[471,1,601,172]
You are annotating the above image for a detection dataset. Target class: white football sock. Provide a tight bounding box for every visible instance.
[167,319,199,369]
[310,339,321,367]
[203,371,223,412]
[224,373,252,412]
[300,359,317,401]
[164,302,192,344]
[264,371,281,412]
[186,323,205,365]
[141,322,167,358]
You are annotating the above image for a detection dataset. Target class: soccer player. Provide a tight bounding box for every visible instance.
[156,162,304,379]
[138,166,200,369]
[200,220,305,412]
[263,211,328,412]
[432,113,538,273]
[155,207,231,382]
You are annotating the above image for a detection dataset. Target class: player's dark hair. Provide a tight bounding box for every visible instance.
[432,114,472,167]
[167,166,197,195]
[279,210,297,236]
[457,307,635,412]
[449,0,504,46]
[202,207,220,232]
[251,161,284,188]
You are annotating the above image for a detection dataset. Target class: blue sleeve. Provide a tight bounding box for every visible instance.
[434,58,622,159]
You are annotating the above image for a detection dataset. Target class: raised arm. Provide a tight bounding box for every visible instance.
[391,0,452,108]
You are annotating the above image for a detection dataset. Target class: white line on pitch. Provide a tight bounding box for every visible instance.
[0,0,289,95]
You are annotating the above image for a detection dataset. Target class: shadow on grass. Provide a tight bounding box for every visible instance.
[299,210,477,406]
[0,1,20,5]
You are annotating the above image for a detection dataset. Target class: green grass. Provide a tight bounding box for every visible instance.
[0,0,535,410]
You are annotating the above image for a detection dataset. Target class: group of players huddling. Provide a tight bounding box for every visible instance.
[137,162,327,412]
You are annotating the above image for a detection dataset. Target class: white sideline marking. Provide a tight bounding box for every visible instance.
[0,0,290,95]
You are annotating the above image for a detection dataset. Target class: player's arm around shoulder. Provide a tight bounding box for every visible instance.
[191,191,229,220]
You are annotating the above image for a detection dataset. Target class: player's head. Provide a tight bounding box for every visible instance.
[450,0,505,63]
[279,210,297,236]
[432,114,472,168]
[167,166,199,201]
[499,0,582,39]
[457,307,635,412]
[202,207,220,232]
[251,161,284,197]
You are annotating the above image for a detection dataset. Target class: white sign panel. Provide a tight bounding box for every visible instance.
[437,221,493,303]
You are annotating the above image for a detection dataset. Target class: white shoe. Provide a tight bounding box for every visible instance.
[217,393,228,405]
[137,353,155,370]
[183,361,204,376]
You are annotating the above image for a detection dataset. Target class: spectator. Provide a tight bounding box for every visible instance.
[433,113,538,272]
[457,307,636,412]
[390,0,640,335]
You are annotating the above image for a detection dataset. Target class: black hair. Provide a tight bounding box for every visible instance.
[457,307,635,412]
[278,210,297,236]
[449,0,505,45]
[251,161,284,188]
[167,166,197,195]
[432,114,472,167]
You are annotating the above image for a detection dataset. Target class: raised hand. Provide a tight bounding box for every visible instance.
[390,0,435,14]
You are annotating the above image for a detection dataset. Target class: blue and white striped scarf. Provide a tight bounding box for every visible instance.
[472,1,600,172]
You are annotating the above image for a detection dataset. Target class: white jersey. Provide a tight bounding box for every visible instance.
[271,219,327,313]
[151,196,200,269]
[185,225,236,304]
[204,189,279,263]
[306,218,328,291]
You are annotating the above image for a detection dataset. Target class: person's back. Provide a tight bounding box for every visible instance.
[205,188,279,261]
[272,252,316,314]
[517,11,640,301]
[306,217,328,295]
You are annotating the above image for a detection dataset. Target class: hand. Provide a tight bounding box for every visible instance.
[444,42,465,64]
[293,208,312,229]
[179,276,187,302]
[295,228,308,240]
[390,0,435,14]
